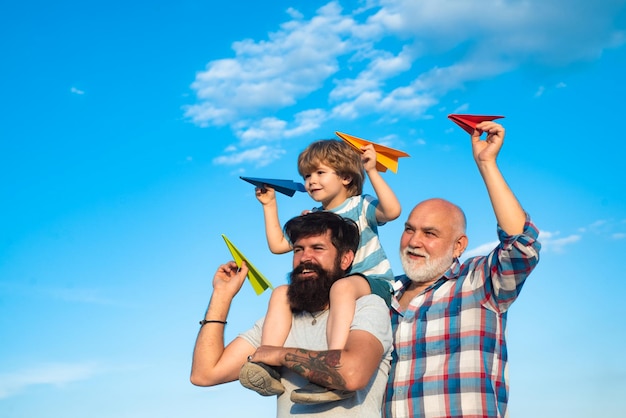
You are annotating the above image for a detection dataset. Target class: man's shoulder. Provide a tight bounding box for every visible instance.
[354,295,391,329]
[353,294,393,353]
[356,293,388,309]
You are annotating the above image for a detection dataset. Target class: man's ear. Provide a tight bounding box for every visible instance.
[454,234,468,258]
[340,250,355,271]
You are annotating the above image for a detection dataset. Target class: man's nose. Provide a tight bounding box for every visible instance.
[299,248,314,262]
[300,251,311,262]
[407,232,424,249]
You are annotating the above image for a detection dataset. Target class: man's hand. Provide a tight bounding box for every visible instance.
[472,121,505,165]
[213,261,248,299]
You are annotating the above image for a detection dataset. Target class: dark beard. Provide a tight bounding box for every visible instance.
[287,260,343,314]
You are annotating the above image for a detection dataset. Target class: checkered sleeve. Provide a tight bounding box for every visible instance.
[482,213,541,312]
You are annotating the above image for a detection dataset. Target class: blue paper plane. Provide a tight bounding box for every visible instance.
[240,176,306,197]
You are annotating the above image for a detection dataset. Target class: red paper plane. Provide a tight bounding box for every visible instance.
[448,114,505,134]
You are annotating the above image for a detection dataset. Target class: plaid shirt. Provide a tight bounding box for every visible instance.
[384,216,540,418]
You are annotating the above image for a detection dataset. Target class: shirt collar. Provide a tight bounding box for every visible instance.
[391,258,461,311]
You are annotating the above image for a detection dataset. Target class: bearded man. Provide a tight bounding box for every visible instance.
[384,121,541,418]
[190,211,392,418]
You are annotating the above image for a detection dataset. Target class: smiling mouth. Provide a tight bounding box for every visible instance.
[294,263,321,280]
[406,250,427,259]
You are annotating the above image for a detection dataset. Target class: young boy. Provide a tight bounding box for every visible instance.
[243,139,400,403]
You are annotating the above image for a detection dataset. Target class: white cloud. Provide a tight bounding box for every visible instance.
[539,230,582,253]
[185,2,354,130]
[0,362,100,399]
[70,87,85,95]
[544,234,582,253]
[212,145,286,167]
[372,0,625,64]
[236,109,328,145]
[534,86,546,98]
[465,229,584,258]
[589,219,608,230]
[464,240,499,258]
[185,0,626,165]
[451,103,469,114]
[540,217,626,252]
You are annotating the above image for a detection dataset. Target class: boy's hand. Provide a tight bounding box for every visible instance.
[255,186,276,205]
[361,144,378,172]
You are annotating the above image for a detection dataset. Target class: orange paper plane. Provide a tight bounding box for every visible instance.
[222,234,273,295]
[336,131,409,173]
[448,114,505,134]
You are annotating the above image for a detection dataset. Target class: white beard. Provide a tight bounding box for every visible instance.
[400,246,454,284]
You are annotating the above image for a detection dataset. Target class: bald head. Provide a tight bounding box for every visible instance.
[411,198,467,237]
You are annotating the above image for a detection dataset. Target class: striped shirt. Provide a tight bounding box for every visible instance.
[384,215,541,418]
[314,194,394,282]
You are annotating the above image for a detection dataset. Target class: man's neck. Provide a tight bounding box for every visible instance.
[398,279,437,311]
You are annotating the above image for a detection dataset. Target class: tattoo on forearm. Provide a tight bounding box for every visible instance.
[284,349,346,389]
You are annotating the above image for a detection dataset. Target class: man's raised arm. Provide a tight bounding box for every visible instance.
[190,261,256,386]
[472,121,525,236]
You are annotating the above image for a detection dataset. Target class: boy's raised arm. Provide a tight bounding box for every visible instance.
[255,186,292,254]
[361,144,402,223]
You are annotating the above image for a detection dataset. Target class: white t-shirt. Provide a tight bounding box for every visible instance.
[239,294,392,418]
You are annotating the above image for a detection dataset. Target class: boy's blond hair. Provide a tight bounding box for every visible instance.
[297,139,364,197]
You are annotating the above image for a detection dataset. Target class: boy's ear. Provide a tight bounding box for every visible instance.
[341,175,352,186]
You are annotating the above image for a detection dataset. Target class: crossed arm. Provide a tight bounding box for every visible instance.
[190,261,384,391]
[249,329,383,391]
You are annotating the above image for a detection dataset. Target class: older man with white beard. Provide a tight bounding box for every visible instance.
[384,121,541,418]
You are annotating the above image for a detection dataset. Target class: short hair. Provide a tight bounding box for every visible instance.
[297,139,364,197]
[284,211,360,256]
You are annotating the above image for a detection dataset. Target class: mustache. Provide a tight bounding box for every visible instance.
[403,246,429,259]
[292,262,324,276]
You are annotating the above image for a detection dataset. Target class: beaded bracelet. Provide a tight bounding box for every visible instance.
[199,319,227,327]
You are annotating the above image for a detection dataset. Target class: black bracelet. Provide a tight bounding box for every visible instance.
[199,319,227,326]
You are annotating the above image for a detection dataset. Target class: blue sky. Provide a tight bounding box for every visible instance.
[1,0,625,416]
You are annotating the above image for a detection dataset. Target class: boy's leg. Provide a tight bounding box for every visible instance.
[261,285,291,345]
[291,274,370,405]
[326,274,371,349]
[240,285,291,397]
